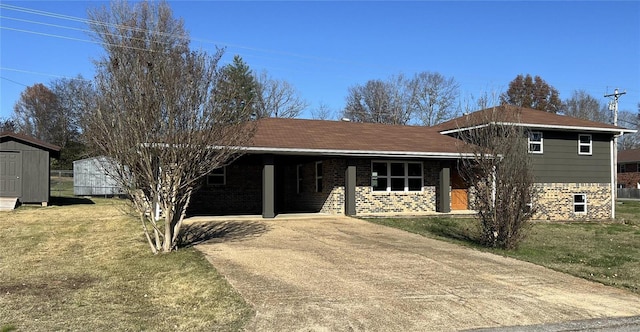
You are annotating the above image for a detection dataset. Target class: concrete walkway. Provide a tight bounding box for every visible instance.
[194,216,640,331]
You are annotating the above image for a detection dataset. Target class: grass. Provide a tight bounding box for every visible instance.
[0,194,252,331]
[50,176,74,197]
[366,201,640,294]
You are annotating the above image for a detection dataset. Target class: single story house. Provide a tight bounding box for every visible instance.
[0,131,61,207]
[617,148,640,188]
[189,106,634,221]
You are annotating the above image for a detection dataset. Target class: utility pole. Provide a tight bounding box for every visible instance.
[605,88,626,213]
[605,88,626,127]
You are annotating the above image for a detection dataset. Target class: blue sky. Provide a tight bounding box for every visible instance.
[1,1,638,122]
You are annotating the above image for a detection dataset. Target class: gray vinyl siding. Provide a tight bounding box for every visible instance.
[0,139,51,203]
[530,131,611,183]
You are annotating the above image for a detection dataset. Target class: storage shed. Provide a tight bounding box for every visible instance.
[0,132,61,206]
[73,156,124,196]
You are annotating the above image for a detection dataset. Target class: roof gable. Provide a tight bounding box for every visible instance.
[0,131,62,155]
[436,105,634,134]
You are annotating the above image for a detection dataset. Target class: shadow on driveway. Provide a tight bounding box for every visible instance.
[179,220,270,247]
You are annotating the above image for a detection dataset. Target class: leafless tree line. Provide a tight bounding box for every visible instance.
[343,72,460,126]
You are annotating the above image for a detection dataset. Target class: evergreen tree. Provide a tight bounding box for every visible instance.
[214,55,259,118]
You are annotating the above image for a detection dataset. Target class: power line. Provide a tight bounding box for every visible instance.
[1,76,28,87]
[0,67,91,80]
[0,3,366,68]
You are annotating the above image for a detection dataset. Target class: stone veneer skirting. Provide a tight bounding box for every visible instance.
[354,187,437,215]
[533,183,612,221]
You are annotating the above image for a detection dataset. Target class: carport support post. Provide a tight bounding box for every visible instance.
[439,166,451,213]
[262,155,276,218]
[345,160,356,216]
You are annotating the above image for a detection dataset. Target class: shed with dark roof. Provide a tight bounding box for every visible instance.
[0,132,61,206]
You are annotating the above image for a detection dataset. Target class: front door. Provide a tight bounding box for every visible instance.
[450,169,468,210]
[0,151,22,197]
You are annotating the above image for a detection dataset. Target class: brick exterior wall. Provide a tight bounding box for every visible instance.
[189,156,613,221]
[190,157,447,216]
[189,159,263,216]
[533,183,612,221]
[352,159,441,215]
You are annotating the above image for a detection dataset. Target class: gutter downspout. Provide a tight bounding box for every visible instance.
[611,131,624,220]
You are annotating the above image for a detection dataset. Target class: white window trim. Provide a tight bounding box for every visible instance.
[528,131,543,154]
[315,161,323,193]
[206,167,226,186]
[573,193,587,214]
[578,134,592,155]
[371,161,423,193]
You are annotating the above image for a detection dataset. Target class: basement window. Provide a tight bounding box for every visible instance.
[573,194,587,214]
[578,134,592,155]
[528,131,543,154]
[207,167,226,186]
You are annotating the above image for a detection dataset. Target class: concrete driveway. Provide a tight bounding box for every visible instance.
[193,216,640,331]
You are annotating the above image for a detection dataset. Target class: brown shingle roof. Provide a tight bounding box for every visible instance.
[0,131,61,155]
[249,118,474,156]
[618,149,640,163]
[436,105,632,133]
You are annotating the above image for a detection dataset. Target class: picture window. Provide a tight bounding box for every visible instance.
[371,161,423,192]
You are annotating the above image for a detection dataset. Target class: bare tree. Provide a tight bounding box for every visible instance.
[618,110,640,150]
[0,117,17,132]
[563,90,609,122]
[456,107,537,249]
[86,0,254,254]
[343,75,411,125]
[255,71,308,118]
[410,71,459,126]
[49,75,96,168]
[310,101,335,120]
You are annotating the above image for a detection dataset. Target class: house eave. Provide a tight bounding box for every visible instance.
[440,122,636,135]
[244,146,476,159]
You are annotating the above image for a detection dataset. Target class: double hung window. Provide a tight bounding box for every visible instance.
[528,131,543,154]
[573,194,587,213]
[578,134,592,155]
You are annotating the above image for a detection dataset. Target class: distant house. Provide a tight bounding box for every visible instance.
[189,106,634,221]
[73,156,124,196]
[0,131,61,207]
[617,148,640,188]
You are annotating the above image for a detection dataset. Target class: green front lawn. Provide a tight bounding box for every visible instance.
[366,201,640,294]
[0,197,252,331]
